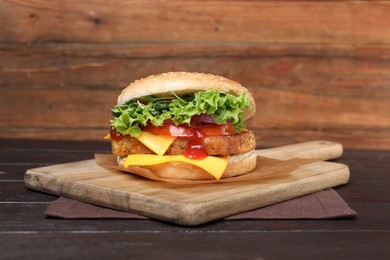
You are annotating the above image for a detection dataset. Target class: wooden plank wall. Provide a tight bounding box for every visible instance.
[1,0,390,150]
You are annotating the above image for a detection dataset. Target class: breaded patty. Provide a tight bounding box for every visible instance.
[111,130,256,157]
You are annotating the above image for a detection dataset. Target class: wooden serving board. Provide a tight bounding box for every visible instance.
[25,140,349,225]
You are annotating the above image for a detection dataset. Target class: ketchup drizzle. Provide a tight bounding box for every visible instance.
[110,128,124,142]
[182,128,208,160]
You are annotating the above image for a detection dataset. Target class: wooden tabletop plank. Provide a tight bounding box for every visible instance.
[2,1,390,45]
[1,139,389,258]
[2,231,389,259]
[1,202,389,232]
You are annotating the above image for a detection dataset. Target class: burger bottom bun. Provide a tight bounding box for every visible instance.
[118,150,257,180]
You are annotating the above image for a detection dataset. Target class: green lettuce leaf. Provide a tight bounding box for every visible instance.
[110,90,250,137]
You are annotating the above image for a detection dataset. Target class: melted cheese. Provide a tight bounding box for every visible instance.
[124,154,230,180]
[104,130,175,155]
[137,131,176,156]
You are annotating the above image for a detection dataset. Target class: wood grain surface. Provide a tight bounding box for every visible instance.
[1,1,389,44]
[2,138,390,259]
[24,141,349,225]
[1,1,390,150]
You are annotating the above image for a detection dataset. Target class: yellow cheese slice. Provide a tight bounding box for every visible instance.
[104,131,174,155]
[137,131,176,156]
[124,154,230,180]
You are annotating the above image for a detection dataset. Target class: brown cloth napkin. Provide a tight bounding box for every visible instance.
[45,188,356,220]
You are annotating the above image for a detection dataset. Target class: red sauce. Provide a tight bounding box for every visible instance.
[182,128,208,160]
[110,128,124,142]
[142,120,235,160]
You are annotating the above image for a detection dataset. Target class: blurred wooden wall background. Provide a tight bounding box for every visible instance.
[1,0,390,150]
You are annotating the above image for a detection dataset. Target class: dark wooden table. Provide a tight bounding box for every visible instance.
[1,138,389,259]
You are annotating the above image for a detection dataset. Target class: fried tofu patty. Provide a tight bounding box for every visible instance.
[111,130,256,157]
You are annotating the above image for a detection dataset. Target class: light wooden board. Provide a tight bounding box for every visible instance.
[25,140,349,225]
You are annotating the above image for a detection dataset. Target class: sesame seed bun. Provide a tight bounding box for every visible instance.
[117,72,256,120]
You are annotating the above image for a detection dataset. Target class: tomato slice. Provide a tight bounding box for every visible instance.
[142,121,236,137]
[200,123,235,137]
[141,124,172,136]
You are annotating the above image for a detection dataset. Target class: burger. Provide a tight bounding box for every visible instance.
[107,72,256,180]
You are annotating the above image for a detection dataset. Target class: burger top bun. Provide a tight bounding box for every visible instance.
[117,72,256,120]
